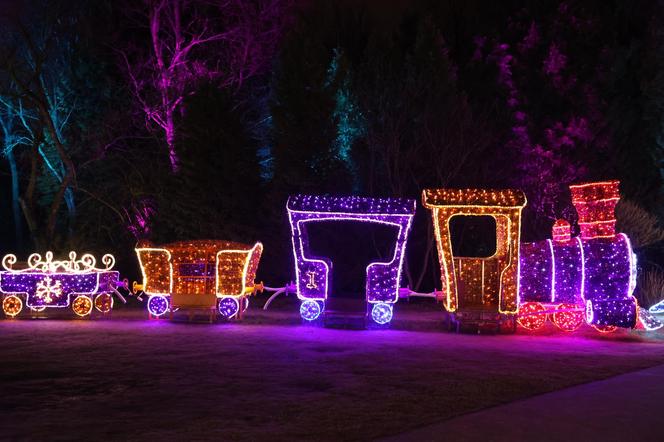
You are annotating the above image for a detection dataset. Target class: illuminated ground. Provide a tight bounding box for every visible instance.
[1,299,664,441]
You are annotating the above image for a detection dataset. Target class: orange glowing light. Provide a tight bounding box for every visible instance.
[569,180,620,240]
[135,240,263,311]
[422,188,527,314]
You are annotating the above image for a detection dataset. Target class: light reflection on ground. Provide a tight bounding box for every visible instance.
[1,304,663,440]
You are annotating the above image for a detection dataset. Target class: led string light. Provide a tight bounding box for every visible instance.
[2,295,22,317]
[72,295,93,317]
[516,302,547,330]
[2,251,115,274]
[551,303,585,332]
[287,195,416,324]
[422,188,527,315]
[0,251,119,318]
[94,293,113,313]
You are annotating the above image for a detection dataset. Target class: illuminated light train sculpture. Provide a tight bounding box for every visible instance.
[0,251,120,318]
[423,181,640,333]
[287,195,416,325]
[0,181,653,333]
[135,240,263,320]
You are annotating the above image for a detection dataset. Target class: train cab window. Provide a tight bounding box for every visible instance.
[450,215,497,258]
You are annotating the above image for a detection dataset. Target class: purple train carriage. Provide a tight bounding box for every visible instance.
[287,195,416,326]
[0,252,120,318]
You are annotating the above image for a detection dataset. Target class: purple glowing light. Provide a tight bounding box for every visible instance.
[147,295,169,317]
[218,297,240,318]
[299,300,322,321]
[0,252,119,316]
[287,195,416,320]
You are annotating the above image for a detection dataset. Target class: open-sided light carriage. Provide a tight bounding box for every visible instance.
[287,195,416,326]
[423,181,640,333]
[134,240,263,321]
[0,251,120,318]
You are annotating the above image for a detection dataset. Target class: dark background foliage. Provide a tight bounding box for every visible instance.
[1,0,662,293]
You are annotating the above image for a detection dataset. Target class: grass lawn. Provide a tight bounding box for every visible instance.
[1,298,664,441]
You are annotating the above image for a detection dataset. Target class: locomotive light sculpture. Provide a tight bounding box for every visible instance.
[518,181,638,332]
[287,195,416,325]
[424,181,641,333]
[0,251,120,318]
[135,240,263,321]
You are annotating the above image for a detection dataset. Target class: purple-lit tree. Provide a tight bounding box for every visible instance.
[472,3,617,233]
[119,0,292,172]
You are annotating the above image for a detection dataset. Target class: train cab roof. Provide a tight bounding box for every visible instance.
[422,188,527,208]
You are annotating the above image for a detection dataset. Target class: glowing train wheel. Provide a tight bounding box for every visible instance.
[517,302,547,330]
[218,297,240,319]
[242,297,249,313]
[30,305,46,313]
[72,295,93,317]
[551,303,584,332]
[592,324,617,334]
[300,300,322,321]
[147,295,169,317]
[371,302,393,325]
[3,295,23,317]
[94,293,113,313]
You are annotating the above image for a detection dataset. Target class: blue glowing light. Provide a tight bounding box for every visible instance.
[649,300,664,315]
[371,302,393,325]
[300,300,322,321]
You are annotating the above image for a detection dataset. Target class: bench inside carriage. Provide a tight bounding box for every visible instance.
[135,240,263,321]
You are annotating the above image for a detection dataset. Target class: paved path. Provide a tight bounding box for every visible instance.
[382,363,664,442]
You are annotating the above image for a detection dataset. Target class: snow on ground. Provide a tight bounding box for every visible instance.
[2,299,664,441]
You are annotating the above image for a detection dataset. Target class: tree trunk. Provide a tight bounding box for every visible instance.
[165,107,179,172]
[6,148,23,248]
[37,104,75,247]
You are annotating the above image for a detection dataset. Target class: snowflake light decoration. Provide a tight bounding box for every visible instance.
[35,276,63,304]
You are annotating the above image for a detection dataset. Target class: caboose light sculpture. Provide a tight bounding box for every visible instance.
[422,188,526,332]
[287,195,416,325]
[135,240,263,321]
[0,251,119,318]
